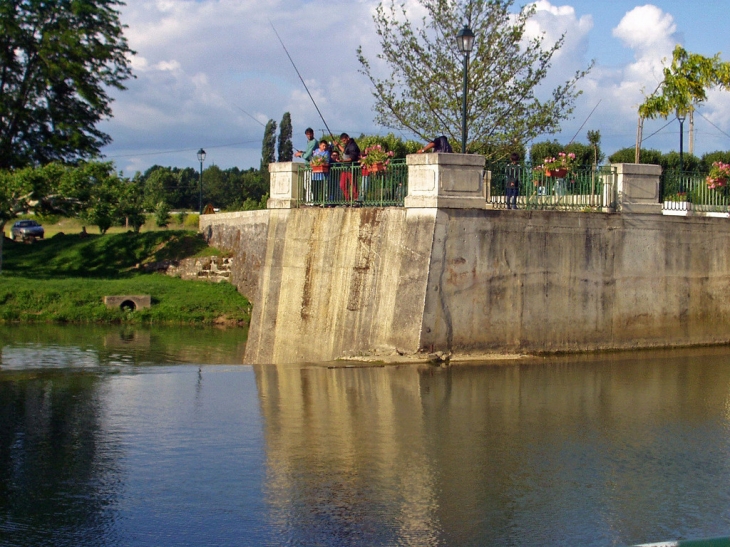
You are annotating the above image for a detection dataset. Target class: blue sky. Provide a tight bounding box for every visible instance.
[99,0,730,173]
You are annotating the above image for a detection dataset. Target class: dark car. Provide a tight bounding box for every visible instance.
[11,220,44,240]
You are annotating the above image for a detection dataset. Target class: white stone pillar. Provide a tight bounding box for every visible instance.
[404,153,486,209]
[613,163,662,214]
[267,162,303,209]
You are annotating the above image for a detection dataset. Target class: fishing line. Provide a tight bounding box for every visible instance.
[567,99,601,145]
[269,20,334,139]
[232,104,267,128]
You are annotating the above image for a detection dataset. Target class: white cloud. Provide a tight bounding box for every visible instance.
[100,0,730,173]
[612,5,677,58]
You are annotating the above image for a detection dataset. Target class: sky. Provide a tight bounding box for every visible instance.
[99,0,730,174]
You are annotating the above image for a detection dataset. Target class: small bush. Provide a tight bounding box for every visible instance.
[183,214,199,228]
[155,202,171,227]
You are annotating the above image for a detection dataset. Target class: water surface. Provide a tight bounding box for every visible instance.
[1,326,730,546]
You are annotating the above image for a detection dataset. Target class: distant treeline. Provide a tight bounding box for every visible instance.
[607,147,730,173]
[139,165,268,212]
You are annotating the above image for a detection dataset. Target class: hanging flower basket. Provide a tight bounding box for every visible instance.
[311,164,329,174]
[545,168,568,178]
[368,162,387,174]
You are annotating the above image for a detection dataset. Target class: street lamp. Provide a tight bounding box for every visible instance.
[676,110,686,174]
[197,148,206,214]
[456,24,475,154]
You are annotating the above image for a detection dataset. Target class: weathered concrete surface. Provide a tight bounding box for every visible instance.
[404,153,487,209]
[615,163,662,214]
[421,209,730,354]
[244,207,437,363]
[200,210,270,302]
[202,207,730,364]
[143,256,233,282]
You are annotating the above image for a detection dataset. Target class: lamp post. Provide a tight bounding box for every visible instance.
[456,24,475,154]
[197,148,206,214]
[676,110,686,194]
[676,110,686,173]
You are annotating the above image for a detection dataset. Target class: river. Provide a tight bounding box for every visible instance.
[1,325,729,546]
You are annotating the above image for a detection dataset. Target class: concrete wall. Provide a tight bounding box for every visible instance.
[244,207,437,363]
[202,206,730,364]
[200,210,270,303]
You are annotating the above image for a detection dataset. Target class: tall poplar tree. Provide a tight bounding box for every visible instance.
[260,119,277,172]
[357,0,591,155]
[277,112,293,162]
[0,0,135,169]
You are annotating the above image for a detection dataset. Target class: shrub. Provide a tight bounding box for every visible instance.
[154,201,171,227]
[183,213,199,228]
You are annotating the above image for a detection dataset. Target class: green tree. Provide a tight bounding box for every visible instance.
[142,169,172,210]
[356,133,421,158]
[639,45,730,121]
[357,0,591,155]
[701,151,730,172]
[529,139,601,168]
[260,119,277,171]
[154,201,171,227]
[79,164,127,234]
[661,151,700,173]
[586,130,604,166]
[608,147,664,165]
[118,176,145,232]
[278,112,293,162]
[0,0,135,169]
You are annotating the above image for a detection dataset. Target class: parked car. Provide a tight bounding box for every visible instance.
[11,220,44,240]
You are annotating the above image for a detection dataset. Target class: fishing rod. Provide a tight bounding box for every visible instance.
[269,20,335,139]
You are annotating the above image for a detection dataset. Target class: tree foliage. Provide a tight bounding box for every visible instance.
[639,45,730,120]
[0,0,135,169]
[357,0,591,155]
[260,119,277,171]
[529,138,603,167]
[355,133,421,158]
[277,112,293,162]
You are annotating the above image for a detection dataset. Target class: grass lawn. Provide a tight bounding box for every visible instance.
[4,213,201,239]
[0,229,249,326]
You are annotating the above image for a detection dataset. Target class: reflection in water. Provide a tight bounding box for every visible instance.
[256,352,730,546]
[0,371,123,546]
[0,324,248,370]
[1,327,730,546]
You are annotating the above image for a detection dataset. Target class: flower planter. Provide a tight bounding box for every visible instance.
[545,168,568,178]
[361,166,370,176]
[311,165,329,174]
[366,162,387,174]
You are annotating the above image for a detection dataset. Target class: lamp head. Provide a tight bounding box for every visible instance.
[197,148,206,162]
[456,25,475,54]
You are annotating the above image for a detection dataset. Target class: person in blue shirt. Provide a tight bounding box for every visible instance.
[311,140,330,205]
[295,128,318,202]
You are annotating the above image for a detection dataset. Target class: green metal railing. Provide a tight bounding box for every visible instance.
[297,159,408,207]
[488,163,617,211]
[662,169,730,214]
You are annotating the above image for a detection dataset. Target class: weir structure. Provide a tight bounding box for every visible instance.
[201,155,730,365]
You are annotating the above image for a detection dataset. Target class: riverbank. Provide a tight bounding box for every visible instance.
[0,230,250,325]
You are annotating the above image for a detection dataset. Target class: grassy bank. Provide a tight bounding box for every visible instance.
[1,230,250,325]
